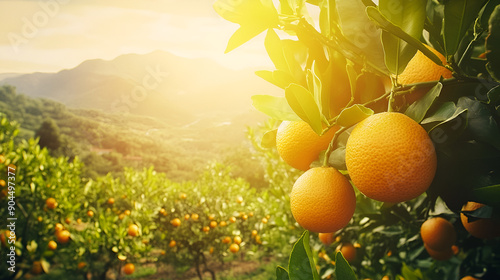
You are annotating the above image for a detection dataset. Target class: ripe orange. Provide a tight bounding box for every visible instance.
[460,201,500,239]
[87,210,94,217]
[222,236,231,244]
[0,179,5,187]
[77,262,86,269]
[171,218,181,227]
[236,196,243,203]
[48,240,57,250]
[261,217,268,224]
[276,121,340,171]
[169,240,176,248]
[107,197,115,205]
[219,221,227,227]
[0,154,4,164]
[209,247,214,254]
[397,44,453,104]
[424,243,453,261]
[229,243,240,253]
[210,220,217,228]
[461,276,480,280]
[202,226,210,232]
[451,245,459,255]
[382,276,390,280]
[54,223,64,232]
[234,236,242,245]
[345,112,437,203]
[191,213,199,221]
[128,224,139,237]
[339,243,356,263]
[319,232,335,246]
[420,217,456,251]
[46,197,58,210]
[124,210,131,216]
[229,217,236,223]
[184,214,190,220]
[56,230,70,244]
[123,263,135,275]
[159,208,167,216]
[251,230,258,237]
[208,214,216,220]
[179,193,187,199]
[290,167,355,233]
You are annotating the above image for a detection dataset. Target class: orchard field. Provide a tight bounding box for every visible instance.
[2,0,500,280]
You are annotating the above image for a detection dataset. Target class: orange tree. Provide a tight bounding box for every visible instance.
[215,0,500,279]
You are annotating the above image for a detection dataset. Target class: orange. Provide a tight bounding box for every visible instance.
[229,217,236,223]
[424,243,453,261]
[0,179,5,187]
[251,230,258,237]
[420,217,456,251]
[202,226,210,232]
[210,220,217,228]
[236,196,243,203]
[219,221,227,227]
[191,213,199,221]
[318,232,334,246]
[123,263,135,275]
[159,208,167,216]
[209,247,214,254]
[128,224,139,237]
[171,218,181,227]
[222,236,231,244]
[460,201,500,239]
[339,243,356,263]
[345,112,437,203]
[451,245,459,255]
[208,214,216,220]
[107,197,115,205]
[56,230,70,244]
[229,243,240,253]
[276,121,339,171]
[77,262,86,269]
[461,276,480,280]
[397,44,453,104]
[31,261,43,275]
[169,240,176,247]
[46,197,58,210]
[124,210,131,216]
[87,210,94,217]
[184,214,190,220]
[261,217,268,224]
[179,193,187,199]
[290,167,355,233]
[234,236,242,245]
[48,240,57,250]
[382,276,390,280]
[54,223,64,232]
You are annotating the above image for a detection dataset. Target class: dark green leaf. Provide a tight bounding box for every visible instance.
[401,263,424,280]
[457,97,500,150]
[276,265,290,280]
[405,82,443,123]
[285,84,323,134]
[261,129,277,148]
[335,251,357,280]
[421,102,457,124]
[472,185,500,208]
[379,0,426,74]
[443,0,488,56]
[366,7,445,68]
[336,0,387,72]
[289,231,320,280]
[486,4,500,82]
[487,85,500,105]
[427,108,468,145]
[336,105,374,128]
[251,95,301,121]
[478,0,500,32]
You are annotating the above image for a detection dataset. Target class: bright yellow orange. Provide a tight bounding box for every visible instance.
[123,263,135,275]
[234,236,242,245]
[339,243,356,263]
[0,179,5,187]
[276,121,339,171]
[191,213,199,221]
[179,193,187,200]
[382,276,390,280]
[236,196,243,203]
[261,217,268,224]
[107,197,115,205]
[290,167,355,233]
[208,214,216,220]
[424,243,453,261]
[229,217,236,223]
[56,230,70,244]
[210,220,217,228]
[54,223,64,232]
[184,214,190,220]
[319,232,334,246]
[159,208,167,216]
[202,226,210,232]
[48,240,57,250]
[420,217,456,251]
[124,210,131,216]
[87,210,94,217]
[128,224,139,237]
[251,230,258,237]
[460,276,480,280]
[171,218,181,227]
[229,243,240,253]
[460,201,500,239]
[46,198,58,210]
[397,44,453,104]
[345,112,437,203]
[222,236,231,244]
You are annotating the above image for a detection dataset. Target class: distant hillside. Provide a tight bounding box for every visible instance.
[0,51,279,126]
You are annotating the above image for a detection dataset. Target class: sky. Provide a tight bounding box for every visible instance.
[0,0,273,73]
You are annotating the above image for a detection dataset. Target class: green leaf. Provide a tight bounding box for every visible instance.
[443,0,488,56]
[307,63,330,121]
[346,62,358,100]
[319,0,339,37]
[401,263,424,280]
[421,102,457,124]
[478,0,500,32]
[405,82,443,123]
[285,84,323,134]
[252,95,301,121]
[261,129,277,148]
[256,70,295,89]
[366,7,445,68]
[335,251,357,280]
[487,85,500,105]
[336,0,387,72]
[288,231,320,280]
[427,107,468,145]
[225,25,267,53]
[379,0,426,74]
[276,265,290,280]
[486,4,500,82]
[336,105,374,128]
[472,185,500,208]
[457,97,500,150]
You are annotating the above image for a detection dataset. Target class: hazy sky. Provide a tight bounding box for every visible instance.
[0,0,272,73]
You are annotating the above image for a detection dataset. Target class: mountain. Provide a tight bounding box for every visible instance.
[0,51,279,126]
